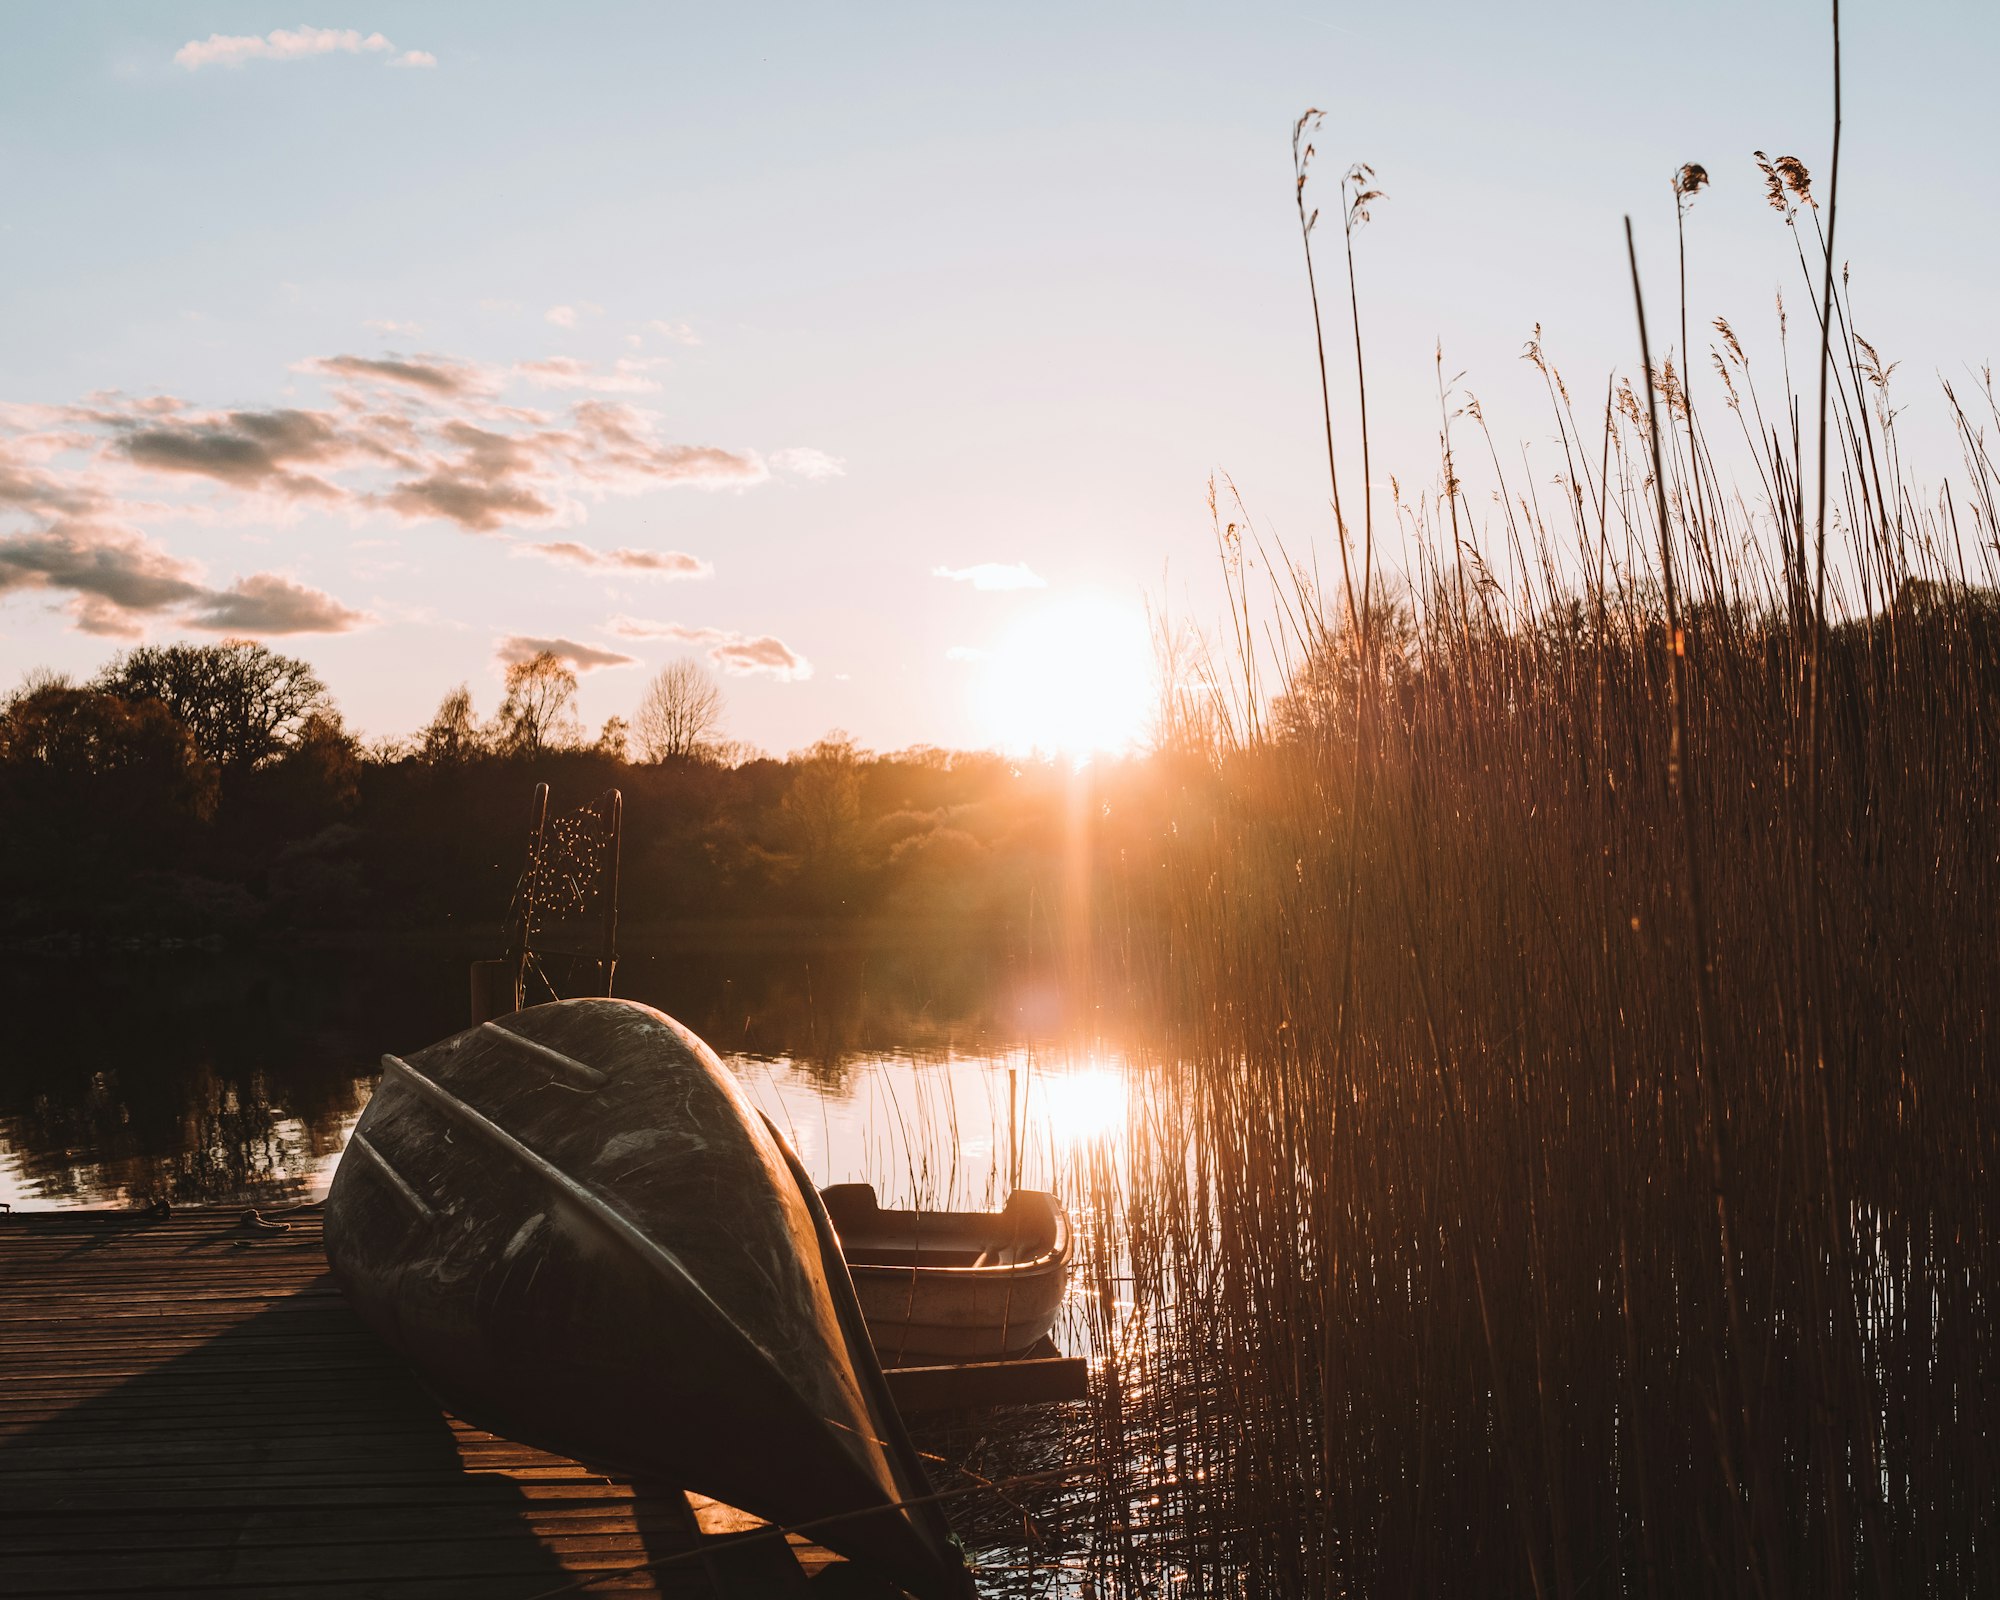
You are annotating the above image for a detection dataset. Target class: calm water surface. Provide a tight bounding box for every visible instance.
[0,945,1137,1595]
[0,945,1130,1217]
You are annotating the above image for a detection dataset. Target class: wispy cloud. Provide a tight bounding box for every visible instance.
[117,407,360,500]
[933,561,1047,591]
[364,318,423,336]
[710,635,811,678]
[640,320,702,345]
[610,616,813,681]
[520,542,710,576]
[0,522,203,635]
[946,644,990,661]
[515,356,660,395]
[0,344,776,638]
[304,353,484,396]
[770,446,846,481]
[0,510,368,640]
[495,634,636,672]
[186,573,372,634]
[174,26,434,71]
[78,362,765,535]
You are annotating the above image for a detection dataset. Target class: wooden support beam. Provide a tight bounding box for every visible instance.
[883,1355,1089,1412]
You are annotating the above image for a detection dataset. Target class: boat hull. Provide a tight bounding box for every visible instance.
[325,999,968,1599]
[823,1185,1072,1366]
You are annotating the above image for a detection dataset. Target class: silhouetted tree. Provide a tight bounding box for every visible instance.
[782,731,864,875]
[419,684,482,766]
[0,683,217,873]
[634,660,725,761]
[493,652,580,759]
[271,710,362,817]
[1269,592,1418,744]
[96,641,329,775]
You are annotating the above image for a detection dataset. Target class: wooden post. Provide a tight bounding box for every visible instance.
[472,783,549,1025]
[512,782,549,1007]
[599,788,622,997]
[468,960,516,1026]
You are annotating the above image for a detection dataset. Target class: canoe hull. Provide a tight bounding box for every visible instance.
[325,1000,968,1599]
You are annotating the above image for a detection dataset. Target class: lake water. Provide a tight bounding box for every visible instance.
[0,944,1130,1219]
[0,944,1138,1594]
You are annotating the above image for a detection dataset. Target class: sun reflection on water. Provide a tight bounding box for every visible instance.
[1035,1065,1129,1146]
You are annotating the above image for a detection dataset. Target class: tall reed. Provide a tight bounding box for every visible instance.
[1078,26,1999,1593]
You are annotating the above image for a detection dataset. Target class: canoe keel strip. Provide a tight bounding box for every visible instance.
[325,998,971,1599]
[372,1049,789,1396]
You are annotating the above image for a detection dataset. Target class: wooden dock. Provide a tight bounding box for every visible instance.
[0,1208,853,1597]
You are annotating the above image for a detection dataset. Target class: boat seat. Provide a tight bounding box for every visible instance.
[843,1245,985,1269]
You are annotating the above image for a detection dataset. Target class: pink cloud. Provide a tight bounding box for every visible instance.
[933,561,1047,590]
[711,635,812,678]
[174,27,406,70]
[495,635,637,673]
[117,407,354,498]
[515,357,660,395]
[384,475,555,531]
[306,353,483,395]
[0,500,368,640]
[522,542,710,576]
[0,347,771,639]
[185,574,373,634]
[609,616,813,681]
[770,447,846,481]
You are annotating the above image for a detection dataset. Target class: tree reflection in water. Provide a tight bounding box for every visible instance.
[0,950,463,1210]
[0,939,1080,1210]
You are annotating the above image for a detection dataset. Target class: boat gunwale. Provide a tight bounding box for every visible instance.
[758,1113,971,1585]
[828,1191,1072,1281]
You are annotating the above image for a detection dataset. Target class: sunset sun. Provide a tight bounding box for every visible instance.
[973,593,1154,757]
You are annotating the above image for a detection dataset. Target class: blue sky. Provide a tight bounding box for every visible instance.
[3,3,1994,753]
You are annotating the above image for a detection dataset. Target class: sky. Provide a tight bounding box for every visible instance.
[3,3,1996,756]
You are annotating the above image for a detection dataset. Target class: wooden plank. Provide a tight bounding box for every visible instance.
[884,1353,1091,1411]
[0,1210,839,1597]
[677,1494,818,1597]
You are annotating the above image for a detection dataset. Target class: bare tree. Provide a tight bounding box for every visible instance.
[633,659,724,762]
[494,651,581,759]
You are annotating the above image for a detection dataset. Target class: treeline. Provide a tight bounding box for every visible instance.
[8,583,1995,951]
[0,641,1113,947]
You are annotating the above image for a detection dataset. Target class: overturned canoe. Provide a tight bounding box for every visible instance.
[324,999,971,1600]
[821,1183,1071,1366]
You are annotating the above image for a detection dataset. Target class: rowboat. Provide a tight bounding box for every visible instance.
[821,1183,1071,1366]
[324,998,972,1599]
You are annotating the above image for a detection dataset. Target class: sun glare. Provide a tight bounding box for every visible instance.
[1038,1067,1129,1146]
[973,593,1154,757]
